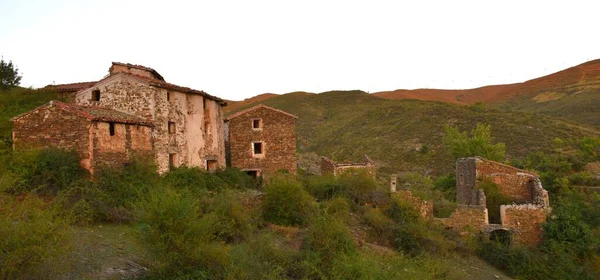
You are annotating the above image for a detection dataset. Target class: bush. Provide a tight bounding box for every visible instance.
[337,169,378,204]
[5,149,86,195]
[477,178,511,224]
[199,190,255,243]
[0,194,72,279]
[302,215,357,264]
[302,174,343,201]
[443,123,506,161]
[215,168,256,189]
[262,175,314,226]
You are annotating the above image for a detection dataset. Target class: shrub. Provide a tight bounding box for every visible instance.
[303,215,357,264]
[0,194,72,279]
[443,123,505,161]
[262,175,314,226]
[302,174,343,201]
[337,169,378,204]
[215,168,255,189]
[325,196,351,221]
[477,178,511,224]
[199,190,254,243]
[6,148,86,195]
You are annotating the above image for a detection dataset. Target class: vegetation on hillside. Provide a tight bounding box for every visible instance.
[0,58,22,90]
[227,90,600,177]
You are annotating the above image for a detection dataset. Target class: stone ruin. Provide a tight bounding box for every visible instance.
[392,157,551,246]
[320,155,376,178]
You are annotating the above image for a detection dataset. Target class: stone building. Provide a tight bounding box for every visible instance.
[320,155,376,178]
[225,104,298,177]
[443,157,550,246]
[11,101,153,174]
[12,62,227,173]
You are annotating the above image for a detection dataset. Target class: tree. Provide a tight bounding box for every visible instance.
[0,58,22,91]
[443,123,506,161]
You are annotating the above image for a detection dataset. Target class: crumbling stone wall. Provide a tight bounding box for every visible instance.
[456,157,546,205]
[393,190,433,218]
[320,155,376,178]
[76,74,226,173]
[441,205,489,231]
[501,204,548,246]
[226,106,297,175]
[91,122,153,172]
[11,103,91,165]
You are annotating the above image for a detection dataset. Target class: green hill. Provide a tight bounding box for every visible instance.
[227,90,600,176]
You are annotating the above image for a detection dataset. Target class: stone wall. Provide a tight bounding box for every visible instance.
[91,122,153,172]
[393,190,433,218]
[320,155,376,178]
[12,103,91,166]
[442,205,489,230]
[227,106,297,175]
[501,204,548,246]
[75,74,226,173]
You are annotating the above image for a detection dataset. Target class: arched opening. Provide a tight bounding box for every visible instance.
[489,229,511,246]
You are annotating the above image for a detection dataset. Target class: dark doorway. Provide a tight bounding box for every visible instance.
[206,160,218,172]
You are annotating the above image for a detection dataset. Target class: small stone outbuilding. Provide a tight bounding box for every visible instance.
[320,155,376,178]
[11,101,153,174]
[225,104,298,177]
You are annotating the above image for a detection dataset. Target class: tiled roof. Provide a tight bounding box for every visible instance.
[225,104,298,121]
[44,81,97,93]
[111,62,165,81]
[11,101,154,126]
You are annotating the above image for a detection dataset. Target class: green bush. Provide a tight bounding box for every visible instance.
[0,194,72,279]
[262,175,314,226]
[477,178,511,224]
[337,169,378,204]
[302,215,357,264]
[199,190,255,243]
[215,168,255,189]
[301,174,343,201]
[443,123,506,161]
[5,148,86,195]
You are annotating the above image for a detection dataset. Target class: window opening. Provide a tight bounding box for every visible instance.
[109,122,115,136]
[92,90,101,101]
[168,122,176,134]
[253,142,263,155]
[166,91,171,101]
[252,119,262,129]
[169,153,177,169]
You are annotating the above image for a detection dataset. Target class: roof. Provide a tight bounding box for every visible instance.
[11,101,154,126]
[225,104,298,121]
[43,81,97,93]
[111,62,165,81]
[79,66,227,106]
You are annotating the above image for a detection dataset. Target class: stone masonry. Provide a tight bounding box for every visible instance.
[11,101,153,174]
[225,104,298,176]
[320,155,376,178]
[13,62,228,174]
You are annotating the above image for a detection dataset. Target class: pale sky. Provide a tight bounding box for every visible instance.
[1,0,599,101]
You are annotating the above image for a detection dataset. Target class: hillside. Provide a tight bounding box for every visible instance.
[224,92,312,114]
[373,59,600,126]
[226,90,600,176]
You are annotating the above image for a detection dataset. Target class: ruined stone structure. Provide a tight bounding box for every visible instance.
[320,155,376,178]
[392,190,433,219]
[445,157,550,246]
[225,104,298,177]
[11,101,153,174]
[12,62,227,173]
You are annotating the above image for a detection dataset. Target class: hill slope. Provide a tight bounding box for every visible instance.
[373,59,600,126]
[227,90,600,176]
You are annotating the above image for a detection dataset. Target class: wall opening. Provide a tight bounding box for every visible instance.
[166,91,171,102]
[92,90,101,101]
[169,153,177,169]
[253,142,263,156]
[168,121,176,134]
[252,119,262,130]
[109,122,115,136]
[489,229,512,246]
[245,170,261,179]
[206,160,218,172]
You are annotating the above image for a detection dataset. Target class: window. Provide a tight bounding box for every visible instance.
[203,99,208,110]
[109,122,115,136]
[169,153,177,169]
[166,91,171,102]
[252,119,262,130]
[92,90,101,101]
[206,160,218,172]
[168,122,176,134]
[252,142,263,156]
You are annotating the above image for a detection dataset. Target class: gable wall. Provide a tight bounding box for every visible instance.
[228,107,296,175]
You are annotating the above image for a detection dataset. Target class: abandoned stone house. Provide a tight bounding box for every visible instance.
[320,155,376,178]
[446,157,550,246]
[225,104,298,177]
[392,157,550,246]
[12,62,227,174]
